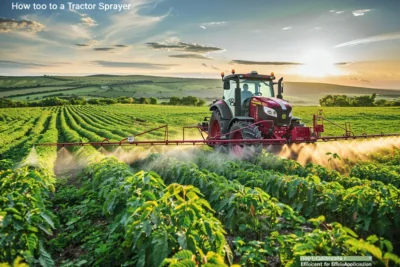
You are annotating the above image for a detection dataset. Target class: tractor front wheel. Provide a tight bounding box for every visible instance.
[228,121,263,159]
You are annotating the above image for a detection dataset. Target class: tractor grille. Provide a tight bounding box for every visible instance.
[258,106,292,126]
[273,106,292,126]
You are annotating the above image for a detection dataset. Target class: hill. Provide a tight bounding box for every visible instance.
[1,75,399,105]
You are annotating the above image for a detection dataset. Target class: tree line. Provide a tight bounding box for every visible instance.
[0,95,207,108]
[319,94,400,107]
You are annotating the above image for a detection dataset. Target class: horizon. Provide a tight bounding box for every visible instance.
[1,0,400,89]
[2,73,400,91]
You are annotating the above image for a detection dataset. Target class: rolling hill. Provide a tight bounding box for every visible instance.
[1,75,399,105]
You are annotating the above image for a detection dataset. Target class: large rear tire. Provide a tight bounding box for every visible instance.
[228,121,263,159]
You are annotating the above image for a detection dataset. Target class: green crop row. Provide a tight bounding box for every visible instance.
[350,163,400,188]
[0,109,60,266]
[66,106,123,141]
[50,157,230,267]
[141,154,400,266]
[69,106,132,137]
[192,153,400,242]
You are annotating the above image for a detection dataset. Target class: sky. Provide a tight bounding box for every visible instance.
[1,0,400,88]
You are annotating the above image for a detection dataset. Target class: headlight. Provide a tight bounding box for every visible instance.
[289,111,292,117]
[263,107,277,117]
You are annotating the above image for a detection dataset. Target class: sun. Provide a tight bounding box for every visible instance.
[297,49,338,77]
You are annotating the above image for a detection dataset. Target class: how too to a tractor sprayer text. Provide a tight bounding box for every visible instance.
[11,2,132,11]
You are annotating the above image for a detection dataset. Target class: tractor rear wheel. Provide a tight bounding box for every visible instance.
[228,121,263,159]
[208,110,223,147]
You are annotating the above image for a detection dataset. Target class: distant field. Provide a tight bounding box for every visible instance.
[1,75,400,105]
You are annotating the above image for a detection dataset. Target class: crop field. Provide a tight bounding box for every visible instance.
[1,104,400,266]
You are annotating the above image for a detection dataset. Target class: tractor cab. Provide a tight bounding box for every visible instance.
[214,70,292,130]
[222,70,280,117]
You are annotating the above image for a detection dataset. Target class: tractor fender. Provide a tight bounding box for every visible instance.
[210,100,232,120]
[210,101,233,133]
[228,116,255,130]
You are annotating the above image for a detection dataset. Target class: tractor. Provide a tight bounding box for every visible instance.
[205,70,313,158]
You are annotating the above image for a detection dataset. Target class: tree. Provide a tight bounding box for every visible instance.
[88,99,100,105]
[149,97,157,104]
[375,99,388,106]
[169,96,180,105]
[181,96,198,106]
[197,99,206,106]
[140,97,149,104]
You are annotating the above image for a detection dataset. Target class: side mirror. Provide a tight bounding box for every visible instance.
[223,80,230,90]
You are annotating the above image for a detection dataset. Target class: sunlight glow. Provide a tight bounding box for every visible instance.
[297,49,340,77]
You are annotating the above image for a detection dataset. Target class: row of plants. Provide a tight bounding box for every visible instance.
[0,107,46,122]
[0,118,31,134]
[73,105,171,139]
[141,154,400,266]
[0,118,37,155]
[190,152,400,242]
[350,163,400,188]
[251,153,400,197]
[49,157,230,267]
[69,106,133,138]
[62,107,105,144]
[66,107,122,142]
[0,110,60,266]
[0,110,54,162]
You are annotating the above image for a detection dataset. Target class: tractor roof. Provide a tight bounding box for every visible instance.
[222,71,275,81]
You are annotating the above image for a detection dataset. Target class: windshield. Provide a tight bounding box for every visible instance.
[224,79,275,103]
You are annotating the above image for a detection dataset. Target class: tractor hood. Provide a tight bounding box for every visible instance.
[253,96,291,110]
[252,96,292,126]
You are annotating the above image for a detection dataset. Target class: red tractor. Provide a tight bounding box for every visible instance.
[205,70,315,157]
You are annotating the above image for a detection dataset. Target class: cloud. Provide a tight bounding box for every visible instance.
[169,54,212,60]
[352,9,371,16]
[103,0,170,43]
[335,32,400,48]
[93,47,114,51]
[0,18,45,33]
[334,62,352,66]
[202,21,226,26]
[200,21,226,30]
[282,27,292,30]
[147,40,224,53]
[231,60,302,65]
[69,8,97,27]
[69,9,87,17]
[0,60,48,68]
[92,60,178,70]
[80,17,97,27]
[76,44,128,48]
